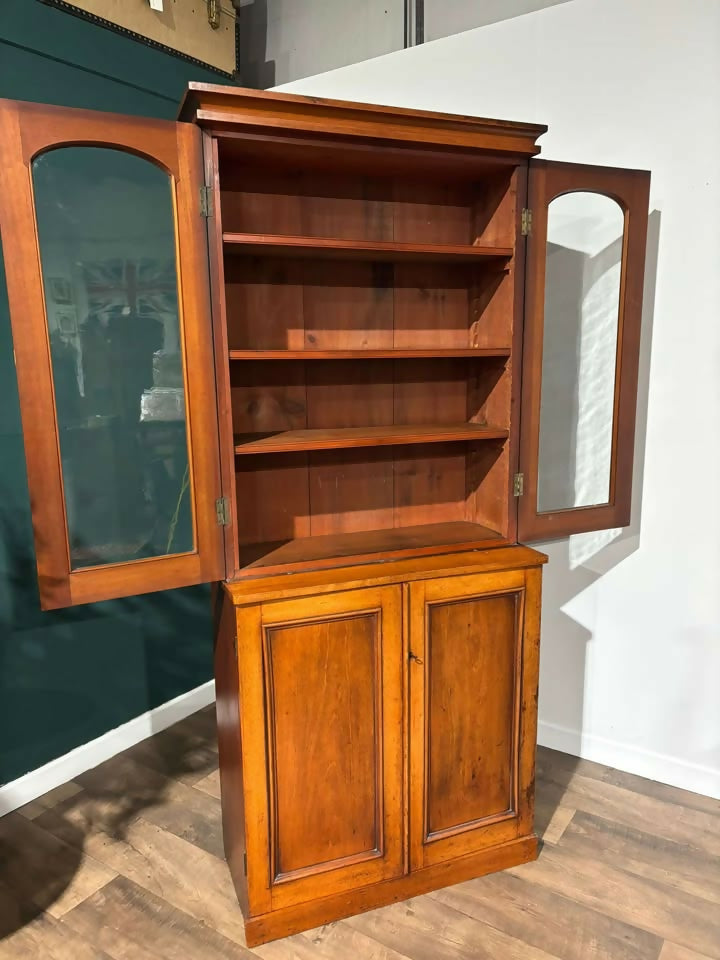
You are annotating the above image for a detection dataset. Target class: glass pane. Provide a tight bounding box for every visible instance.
[32,147,193,569]
[537,191,624,513]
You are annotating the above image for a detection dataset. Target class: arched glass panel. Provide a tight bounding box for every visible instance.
[32,147,193,568]
[537,191,624,513]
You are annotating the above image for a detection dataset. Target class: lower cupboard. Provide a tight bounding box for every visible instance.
[214,544,546,946]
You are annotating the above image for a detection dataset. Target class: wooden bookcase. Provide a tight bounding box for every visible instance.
[0,86,651,945]
[205,107,534,581]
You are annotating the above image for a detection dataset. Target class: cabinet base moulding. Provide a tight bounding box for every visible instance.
[242,834,539,946]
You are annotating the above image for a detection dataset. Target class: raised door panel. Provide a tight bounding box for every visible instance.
[409,568,540,869]
[0,99,224,608]
[236,585,404,915]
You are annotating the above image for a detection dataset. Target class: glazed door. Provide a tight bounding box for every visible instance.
[0,99,224,608]
[408,568,541,869]
[236,585,405,914]
[518,160,651,541]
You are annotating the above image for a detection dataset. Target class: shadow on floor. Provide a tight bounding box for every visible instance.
[0,705,218,941]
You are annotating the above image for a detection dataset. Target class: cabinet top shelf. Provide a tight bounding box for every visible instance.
[228,348,511,360]
[223,233,514,263]
[234,423,509,455]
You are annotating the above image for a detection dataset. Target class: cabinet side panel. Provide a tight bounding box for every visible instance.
[212,585,247,911]
[426,593,518,834]
[517,566,542,836]
[265,611,382,879]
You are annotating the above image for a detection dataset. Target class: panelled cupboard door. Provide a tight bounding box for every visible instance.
[0,99,224,608]
[408,568,541,869]
[235,586,404,915]
[518,160,651,542]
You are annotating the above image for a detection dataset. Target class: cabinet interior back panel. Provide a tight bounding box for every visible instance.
[224,259,513,351]
[235,442,508,561]
[229,358,510,436]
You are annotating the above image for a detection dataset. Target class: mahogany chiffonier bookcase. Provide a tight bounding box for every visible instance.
[0,86,650,945]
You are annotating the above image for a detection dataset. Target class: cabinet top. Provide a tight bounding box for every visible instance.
[178,83,547,157]
[223,545,548,605]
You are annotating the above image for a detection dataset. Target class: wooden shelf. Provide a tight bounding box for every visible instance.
[228,348,511,360]
[238,521,505,574]
[223,233,513,263]
[234,423,508,455]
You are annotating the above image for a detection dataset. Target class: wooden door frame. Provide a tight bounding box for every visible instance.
[0,98,224,608]
[518,160,650,542]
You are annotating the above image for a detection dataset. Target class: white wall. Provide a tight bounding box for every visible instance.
[237,0,405,87]
[275,0,720,798]
[423,0,571,43]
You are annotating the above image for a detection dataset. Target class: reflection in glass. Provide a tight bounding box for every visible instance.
[33,147,193,569]
[537,191,624,513]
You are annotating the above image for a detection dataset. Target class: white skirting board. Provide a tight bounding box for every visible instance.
[538,721,720,801]
[0,680,216,817]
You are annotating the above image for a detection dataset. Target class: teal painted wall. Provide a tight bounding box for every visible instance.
[0,0,231,784]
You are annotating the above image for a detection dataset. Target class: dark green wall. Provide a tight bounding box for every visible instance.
[0,0,232,785]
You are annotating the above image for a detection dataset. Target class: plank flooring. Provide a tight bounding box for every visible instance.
[0,707,717,959]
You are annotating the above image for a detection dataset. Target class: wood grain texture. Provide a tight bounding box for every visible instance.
[245,837,539,947]
[425,592,517,833]
[238,522,503,575]
[266,612,381,876]
[226,545,547,605]
[179,83,547,157]
[234,424,509,455]
[408,568,533,872]
[223,233,513,262]
[214,584,249,911]
[215,129,522,183]
[510,844,720,959]
[211,98,525,574]
[62,876,254,960]
[659,945,716,960]
[559,810,720,905]
[228,349,512,359]
[429,871,663,960]
[1,707,714,960]
[234,586,405,916]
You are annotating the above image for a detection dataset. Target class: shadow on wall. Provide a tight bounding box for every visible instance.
[536,209,661,751]
[237,0,276,89]
[424,0,575,43]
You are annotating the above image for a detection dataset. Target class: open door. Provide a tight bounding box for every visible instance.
[0,99,224,608]
[518,160,650,542]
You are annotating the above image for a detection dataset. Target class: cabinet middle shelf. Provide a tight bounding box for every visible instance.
[228,348,512,360]
[223,233,513,262]
[234,423,509,455]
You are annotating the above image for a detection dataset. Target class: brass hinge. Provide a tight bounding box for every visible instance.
[521,208,532,236]
[200,185,214,218]
[215,497,230,526]
[513,472,524,497]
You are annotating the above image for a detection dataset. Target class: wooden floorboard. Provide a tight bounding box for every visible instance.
[1,707,717,959]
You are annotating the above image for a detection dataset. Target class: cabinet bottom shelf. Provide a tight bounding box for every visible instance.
[237,521,505,576]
